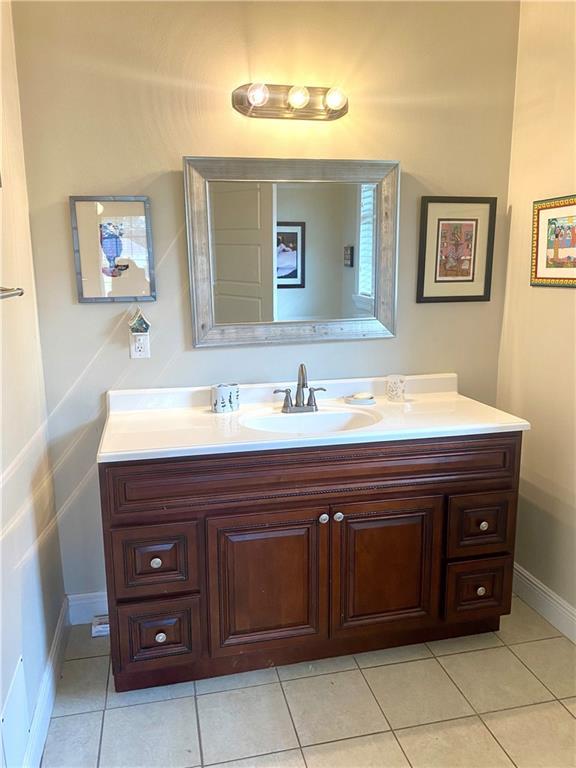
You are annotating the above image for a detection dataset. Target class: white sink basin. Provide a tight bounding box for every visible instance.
[241,407,381,435]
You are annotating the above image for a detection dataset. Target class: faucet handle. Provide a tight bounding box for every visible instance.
[306,387,326,410]
[274,388,293,410]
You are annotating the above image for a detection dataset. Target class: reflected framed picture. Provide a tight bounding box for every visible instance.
[70,195,156,302]
[277,221,305,289]
[417,196,496,302]
[531,194,576,287]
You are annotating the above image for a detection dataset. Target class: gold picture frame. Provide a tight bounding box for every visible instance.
[531,194,576,287]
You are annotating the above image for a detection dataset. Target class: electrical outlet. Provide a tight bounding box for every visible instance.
[130,332,150,359]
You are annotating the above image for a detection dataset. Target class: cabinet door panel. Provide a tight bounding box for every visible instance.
[331,496,443,637]
[207,506,329,656]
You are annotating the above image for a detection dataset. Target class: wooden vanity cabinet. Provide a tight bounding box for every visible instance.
[99,432,522,691]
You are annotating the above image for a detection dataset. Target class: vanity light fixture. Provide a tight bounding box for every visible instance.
[232,83,348,121]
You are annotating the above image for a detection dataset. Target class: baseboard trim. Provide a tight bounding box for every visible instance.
[22,600,68,768]
[513,563,576,642]
[67,591,108,625]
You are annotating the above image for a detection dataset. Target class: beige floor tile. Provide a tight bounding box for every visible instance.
[396,715,514,767]
[483,701,576,767]
[99,696,200,768]
[427,632,503,657]
[511,637,576,698]
[196,667,278,695]
[64,624,110,660]
[363,658,473,729]
[277,655,356,681]
[41,712,102,768]
[209,750,306,768]
[106,670,195,708]
[439,646,552,713]
[52,656,109,717]
[304,732,409,768]
[562,697,576,717]
[497,597,561,645]
[282,669,388,746]
[355,643,431,669]
[198,683,298,764]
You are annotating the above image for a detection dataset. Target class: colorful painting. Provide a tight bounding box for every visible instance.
[276,221,305,289]
[532,195,576,287]
[545,215,576,267]
[435,219,477,282]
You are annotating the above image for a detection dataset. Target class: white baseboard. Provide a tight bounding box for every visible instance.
[67,591,108,625]
[513,563,576,642]
[22,600,68,768]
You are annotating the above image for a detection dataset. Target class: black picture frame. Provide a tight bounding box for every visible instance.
[276,221,306,289]
[416,196,496,303]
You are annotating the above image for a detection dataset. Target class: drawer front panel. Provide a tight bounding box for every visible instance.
[117,596,201,673]
[111,522,200,599]
[445,556,513,622]
[102,434,520,522]
[447,491,516,558]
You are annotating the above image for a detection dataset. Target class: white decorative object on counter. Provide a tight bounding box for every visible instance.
[344,392,376,405]
[212,383,240,413]
[386,375,406,402]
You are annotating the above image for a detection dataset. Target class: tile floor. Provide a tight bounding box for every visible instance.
[42,597,576,768]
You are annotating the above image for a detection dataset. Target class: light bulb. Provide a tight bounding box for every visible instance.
[324,87,347,111]
[246,83,270,107]
[287,85,310,109]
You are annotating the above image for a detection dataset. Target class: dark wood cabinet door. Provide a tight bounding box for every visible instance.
[331,496,443,637]
[207,506,329,656]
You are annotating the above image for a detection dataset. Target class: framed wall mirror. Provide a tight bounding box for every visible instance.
[184,157,400,346]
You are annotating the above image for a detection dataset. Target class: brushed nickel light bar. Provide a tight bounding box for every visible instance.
[232,83,348,121]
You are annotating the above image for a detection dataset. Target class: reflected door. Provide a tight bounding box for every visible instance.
[210,182,276,323]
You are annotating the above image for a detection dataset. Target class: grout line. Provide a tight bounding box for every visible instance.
[193,685,206,768]
[101,692,197,713]
[356,661,414,767]
[202,746,303,768]
[95,658,111,767]
[278,676,309,768]
[506,644,562,701]
[503,633,566,648]
[559,699,576,720]
[196,677,279,697]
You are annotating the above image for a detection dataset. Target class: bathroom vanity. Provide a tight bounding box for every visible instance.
[98,374,529,691]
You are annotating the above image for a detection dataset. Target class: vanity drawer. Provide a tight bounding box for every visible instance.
[111,522,200,599]
[117,596,202,673]
[447,491,516,558]
[445,556,513,622]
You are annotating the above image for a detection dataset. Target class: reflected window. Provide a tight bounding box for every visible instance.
[357,184,377,299]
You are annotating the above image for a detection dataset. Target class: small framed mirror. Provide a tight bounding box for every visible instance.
[70,196,156,303]
[184,157,399,346]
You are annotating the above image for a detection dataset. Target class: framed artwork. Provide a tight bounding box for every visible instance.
[344,245,354,267]
[276,221,305,289]
[70,195,156,302]
[417,196,497,302]
[531,194,576,287]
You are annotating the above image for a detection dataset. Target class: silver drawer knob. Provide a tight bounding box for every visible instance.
[155,632,167,644]
[150,557,163,569]
[333,512,344,522]
[319,513,329,524]
[476,586,487,597]
[479,521,489,532]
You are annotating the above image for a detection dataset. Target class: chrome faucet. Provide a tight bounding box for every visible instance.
[274,363,326,413]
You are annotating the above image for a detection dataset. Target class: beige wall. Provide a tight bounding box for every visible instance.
[497,2,576,606]
[12,1,520,596]
[1,0,64,749]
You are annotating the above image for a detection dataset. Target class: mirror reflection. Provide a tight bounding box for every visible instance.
[209,181,378,324]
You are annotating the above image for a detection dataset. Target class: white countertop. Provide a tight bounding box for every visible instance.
[97,374,530,463]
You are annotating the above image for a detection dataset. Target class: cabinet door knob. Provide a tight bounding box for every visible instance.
[318,513,329,524]
[333,512,344,522]
[476,586,487,597]
[479,521,489,532]
[150,557,163,569]
[155,632,167,644]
